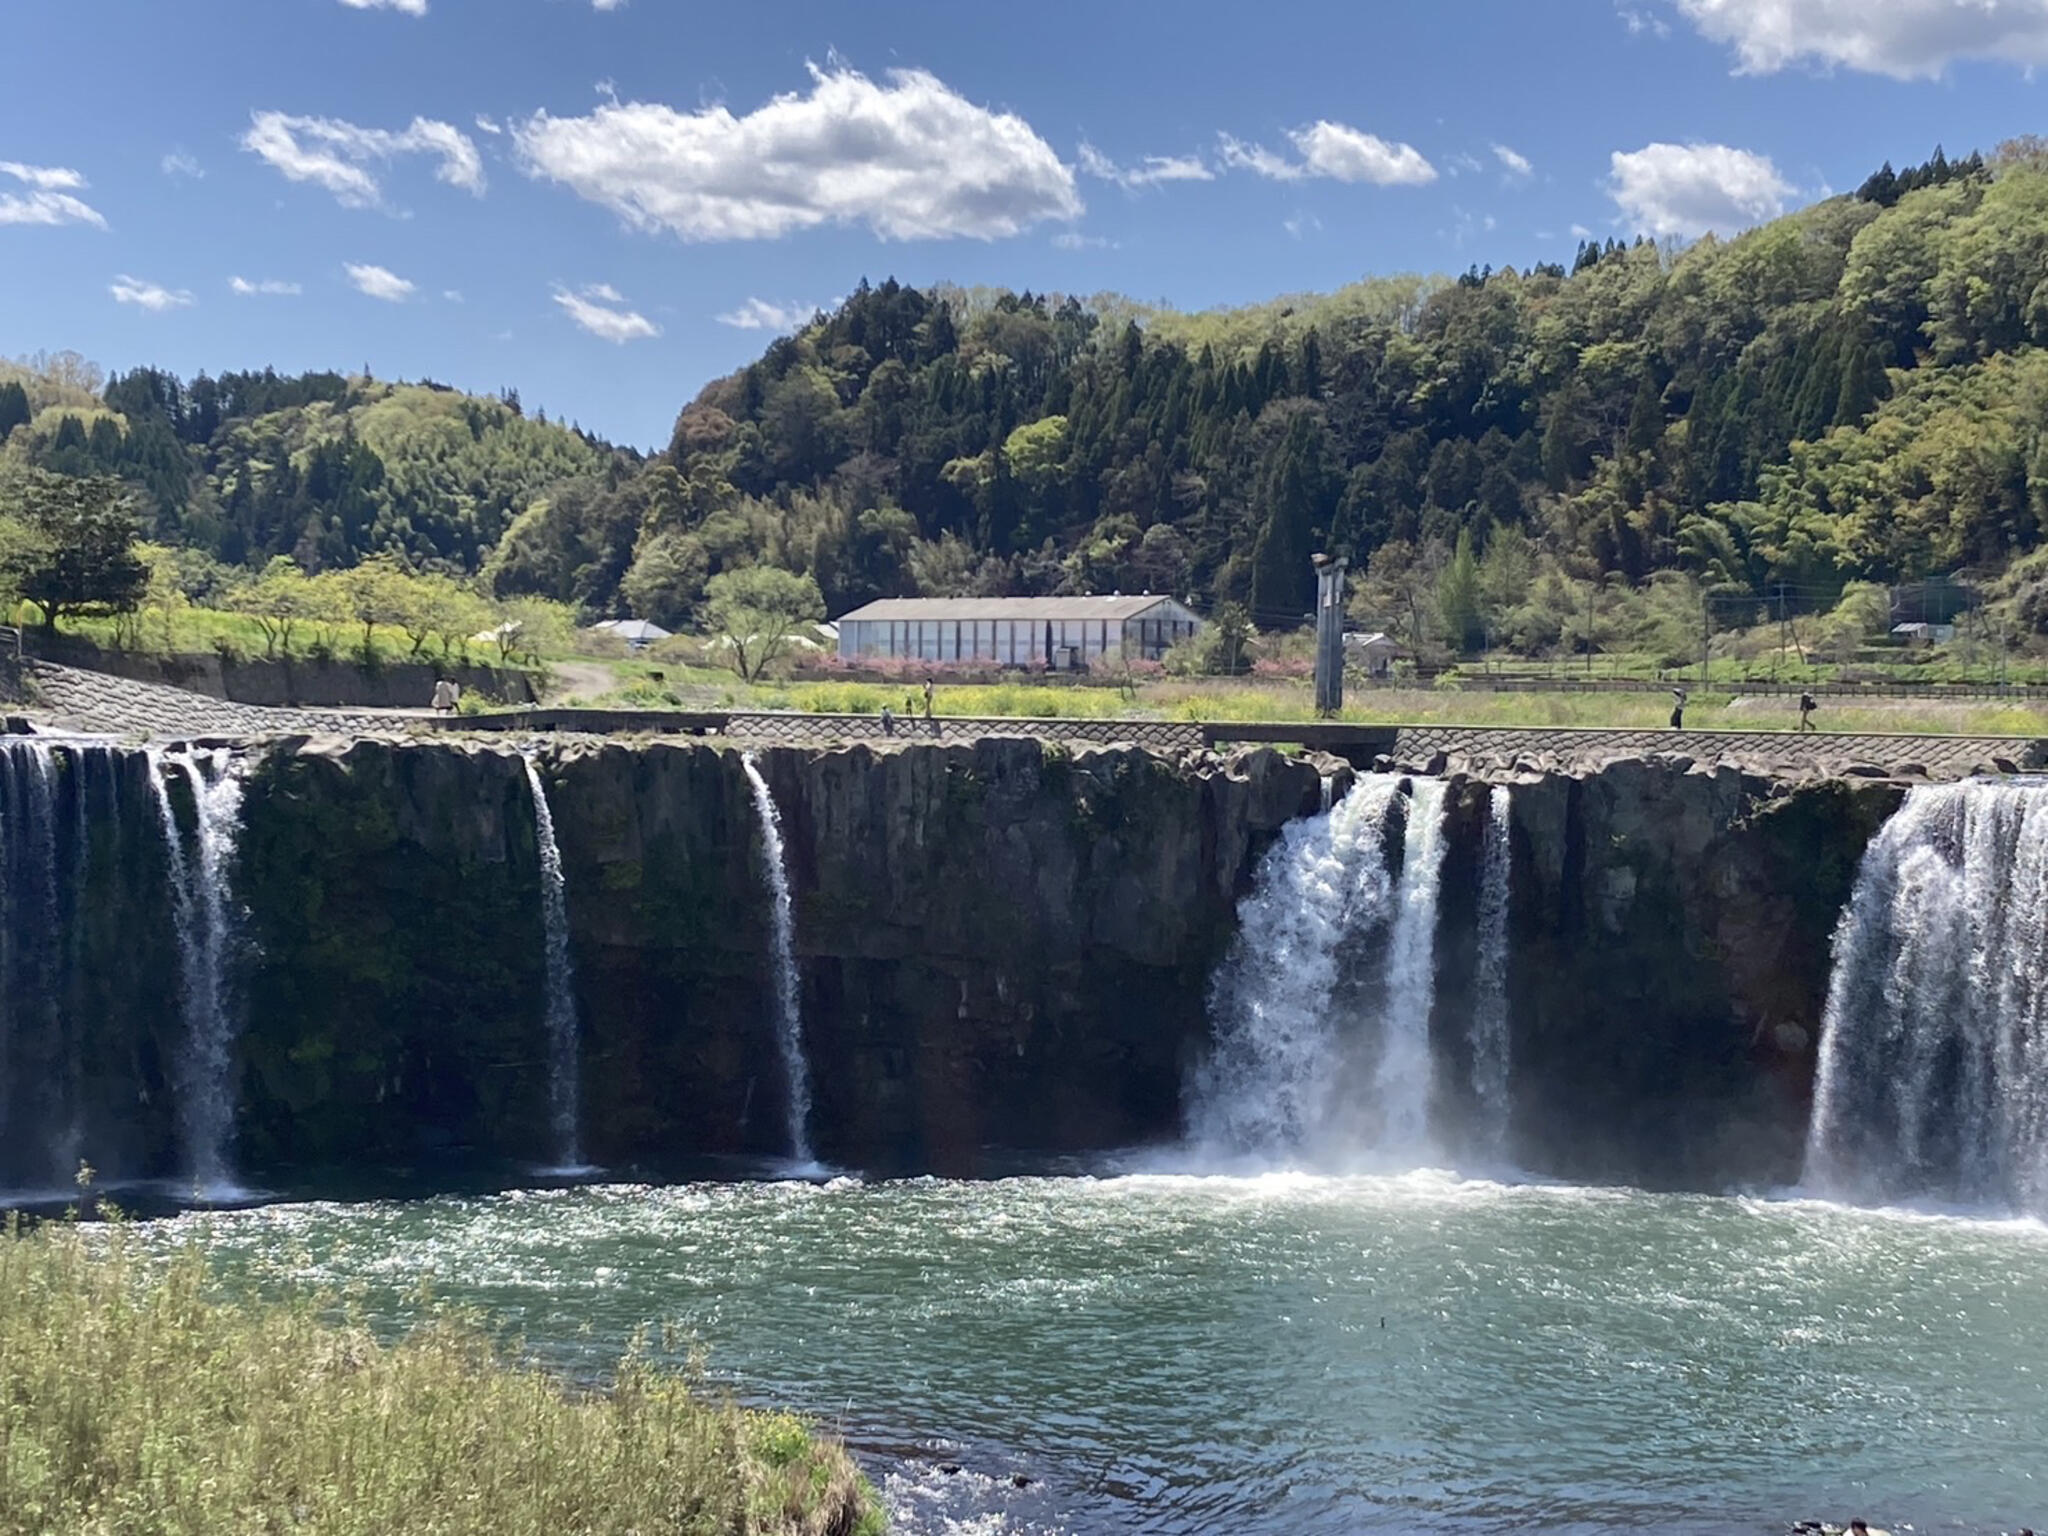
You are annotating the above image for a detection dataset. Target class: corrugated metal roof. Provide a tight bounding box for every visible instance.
[836,595,1194,623]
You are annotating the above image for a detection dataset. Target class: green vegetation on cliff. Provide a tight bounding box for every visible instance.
[0,1214,882,1536]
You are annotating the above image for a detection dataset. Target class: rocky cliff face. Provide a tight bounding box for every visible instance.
[1442,760,1903,1189]
[230,736,1331,1178]
[3,735,1918,1194]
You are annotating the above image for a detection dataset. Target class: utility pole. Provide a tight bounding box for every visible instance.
[1312,553,1347,717]
[1584,579,1594,677]
[1700,591,1710,692]
[1775,582,1785,680]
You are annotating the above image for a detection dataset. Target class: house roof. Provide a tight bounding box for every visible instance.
[836,595,1193,623]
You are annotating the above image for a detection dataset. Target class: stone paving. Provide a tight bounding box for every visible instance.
[722,710,1207,752]
[1385,723,2047,779]
[14,658,2046,778]
[21,660,404,738]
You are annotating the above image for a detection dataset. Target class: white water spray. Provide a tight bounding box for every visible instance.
[1805,780,2048,1216]
[742,754,812,1164]
[1188,774,1451,1163]
[1468,785,1513,1153]
[523,755,582,1171]
[147,748,247,1195]
[1376,779,1449,1151]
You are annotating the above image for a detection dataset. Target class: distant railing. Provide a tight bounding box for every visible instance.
[1430,671,2048,700]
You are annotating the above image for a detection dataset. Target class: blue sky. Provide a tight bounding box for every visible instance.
[3,0,2045,448]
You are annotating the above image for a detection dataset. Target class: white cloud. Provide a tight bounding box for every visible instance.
[161,150,204,180]
[1218,135,1306,181]
[557,283,661,342]
[714,297,815,331]
[1078,141,1212,189]
[1284,210,1322,239]
[1291,121,1436,185]
[474,114,503,137]
[1571,222,1594,238]
[0,161,106,228]
[346,262,416,301]
[1493,143,1533,178]
[1607,141,1794,238]
[110,275,194,311]
[229,276,301,295]
[1219,122,1435,186]
[1051,230,1116,250]
[338,0,427,14]
[1620,4,1672,37]
[0,161,84,190]
[513,63,1082,241]
[242,110,484,209]
[443,288,464,303]
[593,0,627,8]
[1669,0,2048,77]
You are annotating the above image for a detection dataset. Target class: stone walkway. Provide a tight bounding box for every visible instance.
[1385,723,2046,779]
[14,659,2045,777]
[21,660,406,738]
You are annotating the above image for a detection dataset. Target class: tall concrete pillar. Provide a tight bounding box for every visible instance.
[1313,553,1347,717]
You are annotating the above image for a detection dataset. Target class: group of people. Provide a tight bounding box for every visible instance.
[1668,687,1819,731]
[880,678,938,738]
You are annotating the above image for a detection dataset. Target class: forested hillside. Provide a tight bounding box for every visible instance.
[0,358,623,578]
[12,139,2048,661]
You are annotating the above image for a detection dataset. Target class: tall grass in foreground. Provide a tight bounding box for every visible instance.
[0,1217,882,1536]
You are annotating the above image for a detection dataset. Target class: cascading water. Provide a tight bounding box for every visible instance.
[1187,774,1450,1164]
[742,753,812,1164]
[522,754,583,1172]
[147,748,248,1195]
[1804,780,2048,1216]
[1375,778,1449,1150]
[1468,785,1513,1154]
[0,742,61,1168]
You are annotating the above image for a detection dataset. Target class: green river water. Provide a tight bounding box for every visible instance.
[140,1167,2047,1535]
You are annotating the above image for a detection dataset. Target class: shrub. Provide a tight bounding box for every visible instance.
[0,1214,882,1536]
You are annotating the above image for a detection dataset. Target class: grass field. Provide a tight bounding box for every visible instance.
[20,602,2048,738]
[0,1213,882,1536]
[554,667,2048,738]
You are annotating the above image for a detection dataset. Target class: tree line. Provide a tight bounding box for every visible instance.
[12,135,2048,667]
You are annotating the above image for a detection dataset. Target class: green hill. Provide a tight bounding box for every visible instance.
[12,139,2048,662]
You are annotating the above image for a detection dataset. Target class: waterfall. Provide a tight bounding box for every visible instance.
[1468,786,1513,1154]
[1805,781,2048,1216]
[0,742,61,1172]
[522,755,582,1172]
[0,742,108,1187]
[56,746,92,1176]
[146,748,248,1195]
[1188,774,1452,1164]
[1375,779,1449,1151]
[742,753,812,1164]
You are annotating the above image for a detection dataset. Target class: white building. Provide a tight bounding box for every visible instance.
[835,595,1202,671]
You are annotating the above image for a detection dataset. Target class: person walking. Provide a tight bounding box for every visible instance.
[880,704,895,737]
[1799,691,1817,732]
[922,677,935,719]
[1669,687,1687,730]
[431,678,458,715]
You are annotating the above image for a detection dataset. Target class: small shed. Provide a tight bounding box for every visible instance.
[835,595,1201,671]
[1345,630,1402,679]
[588,618,673,649]
[1890,621,1955,647]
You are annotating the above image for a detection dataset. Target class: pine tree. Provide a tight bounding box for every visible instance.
[1436,527,1485,653]
[0,380,29,440]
